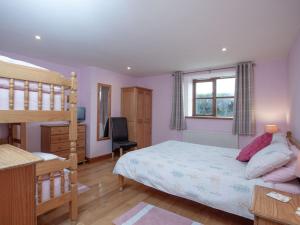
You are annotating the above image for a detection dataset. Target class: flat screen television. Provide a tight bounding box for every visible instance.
[77,107,86,122]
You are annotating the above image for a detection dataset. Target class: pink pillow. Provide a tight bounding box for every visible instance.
[262,159,297,182]
[273,179,300,194]
[262,145,299,182]
[236,133,273,162]
[290,145,300,157]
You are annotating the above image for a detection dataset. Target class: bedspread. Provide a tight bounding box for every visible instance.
[114,141,272,219]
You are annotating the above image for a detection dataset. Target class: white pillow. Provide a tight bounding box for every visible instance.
[271,133,288,145]
[32,152,65,161]
[245,143,293,179]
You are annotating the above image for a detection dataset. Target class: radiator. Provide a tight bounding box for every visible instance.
[182,130,238,148]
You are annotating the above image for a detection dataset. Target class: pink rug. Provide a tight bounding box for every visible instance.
[113,202,202,225]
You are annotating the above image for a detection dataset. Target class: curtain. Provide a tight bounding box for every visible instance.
[170,71,187,130]
[233,62,256,136]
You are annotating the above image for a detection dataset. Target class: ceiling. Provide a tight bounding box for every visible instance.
[0,0,300,76]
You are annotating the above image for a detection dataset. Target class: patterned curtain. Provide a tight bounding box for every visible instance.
[170,71,187,130]
[233,62,256,136]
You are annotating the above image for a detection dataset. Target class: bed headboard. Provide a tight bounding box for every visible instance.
[0,58,77,123]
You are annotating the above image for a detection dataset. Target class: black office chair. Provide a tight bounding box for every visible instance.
[111,117,137,159]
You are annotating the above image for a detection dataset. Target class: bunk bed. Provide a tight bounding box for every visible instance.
[0,123,27,149]
[0,56,78,221]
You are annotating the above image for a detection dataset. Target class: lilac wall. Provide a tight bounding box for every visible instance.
[0,50,290,156]
[0,51,136,157]
[0,51,81,152]
[79,67,136,158]
[137,59,289,148]
[288,33,300,141]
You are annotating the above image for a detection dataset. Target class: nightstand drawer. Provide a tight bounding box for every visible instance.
[255,217,282,225]
[251,186,300,225]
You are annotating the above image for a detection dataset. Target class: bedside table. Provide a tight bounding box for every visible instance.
[251,185,300,225]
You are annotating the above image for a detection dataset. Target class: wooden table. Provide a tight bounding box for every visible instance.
[0,144,42,225]
[251,185,300,225]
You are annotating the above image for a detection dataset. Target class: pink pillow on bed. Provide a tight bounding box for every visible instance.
[262,145,299,182]
[236,133,273,162]
[273,179,300,194]
[262,159,297,182]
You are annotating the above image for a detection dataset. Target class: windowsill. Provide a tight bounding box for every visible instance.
[185,116,233,120]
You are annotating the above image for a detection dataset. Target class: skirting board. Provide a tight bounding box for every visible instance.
[86,153,111,163]
[0,138,8,145]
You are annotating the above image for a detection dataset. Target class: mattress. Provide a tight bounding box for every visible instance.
[113,141,273,219]
[0,78,63,110]
[36,169,70,203]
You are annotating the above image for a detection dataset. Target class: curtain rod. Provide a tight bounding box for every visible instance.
[183,65,236,75]
[171,62,255,76]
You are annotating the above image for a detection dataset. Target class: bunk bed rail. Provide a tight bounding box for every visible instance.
[0,111,71,123]
[0,58,75,123]
[0,60,71,86]
[35,159,72,216]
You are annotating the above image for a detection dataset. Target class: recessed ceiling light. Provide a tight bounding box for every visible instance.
[35,35,41,40]
[127,66,132,70]
[222,47,227,52]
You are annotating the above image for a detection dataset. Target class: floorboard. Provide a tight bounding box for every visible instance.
[37,158,253,225]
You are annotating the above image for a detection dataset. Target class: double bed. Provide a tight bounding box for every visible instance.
[114,140,274,219]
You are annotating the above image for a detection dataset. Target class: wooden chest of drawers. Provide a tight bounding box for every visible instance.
[41,124,86,163]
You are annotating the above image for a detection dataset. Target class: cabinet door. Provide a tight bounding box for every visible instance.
[144,90,152,123]
[121,88,136,122]
[143,121,152,147]
[136,120,144,148]
[143,90,152,147]
[127,121,136,142]
[136,89,145,122]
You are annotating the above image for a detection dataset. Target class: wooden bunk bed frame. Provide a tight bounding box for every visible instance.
[0,59,78,221]
[0,123,27,149]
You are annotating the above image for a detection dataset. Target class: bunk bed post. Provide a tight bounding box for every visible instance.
[69,72,78,221]
[20,123,27,150]
[8,124,13,144]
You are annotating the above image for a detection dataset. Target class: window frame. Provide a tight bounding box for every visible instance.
[192,77,235,119]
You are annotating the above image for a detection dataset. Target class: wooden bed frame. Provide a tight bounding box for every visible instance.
[118,132,300,191]
[0,123,27,149]
[0,59,78,221]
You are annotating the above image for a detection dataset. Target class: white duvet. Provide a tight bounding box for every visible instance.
[113,141,273,219]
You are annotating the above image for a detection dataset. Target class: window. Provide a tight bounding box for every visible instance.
[193,77,235,118]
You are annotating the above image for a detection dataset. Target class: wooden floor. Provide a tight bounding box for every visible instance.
[38,158,253,225]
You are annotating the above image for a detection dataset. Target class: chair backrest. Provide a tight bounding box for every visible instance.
[111,117,129,142]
